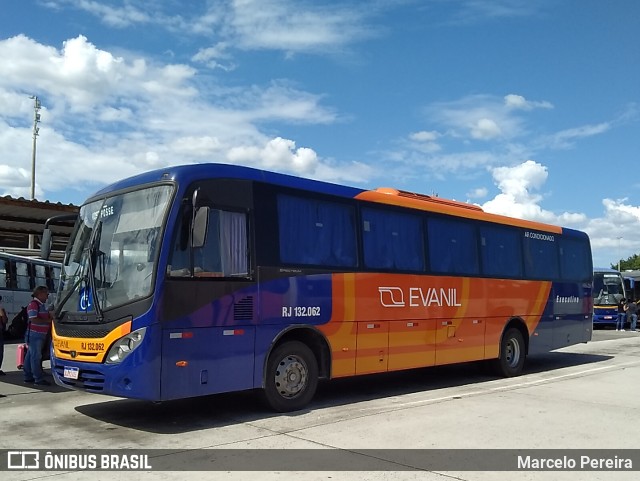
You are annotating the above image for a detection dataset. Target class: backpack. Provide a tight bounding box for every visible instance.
[7,307,28,340]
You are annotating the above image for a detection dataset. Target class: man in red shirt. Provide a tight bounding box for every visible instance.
[23,285,52,385]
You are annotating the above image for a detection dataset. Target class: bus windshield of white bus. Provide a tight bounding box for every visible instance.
[593,271,625,306]
[56,185,173,318]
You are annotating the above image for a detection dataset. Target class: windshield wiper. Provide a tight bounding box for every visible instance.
[56,205,106,321]
[87,218,104,322]
[54,271,84,319]
[55,219,92,319]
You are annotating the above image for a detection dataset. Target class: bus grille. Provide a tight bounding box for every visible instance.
[53,366,105,392]
[234,296,253,321]
[55,325,113,338]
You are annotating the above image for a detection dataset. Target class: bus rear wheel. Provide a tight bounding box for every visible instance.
[263,341,318,412]
[494,327,525,377]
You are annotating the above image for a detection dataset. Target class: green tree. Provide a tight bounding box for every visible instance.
[611,254,640,271]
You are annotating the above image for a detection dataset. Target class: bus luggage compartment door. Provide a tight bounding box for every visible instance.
[160,326,255,400]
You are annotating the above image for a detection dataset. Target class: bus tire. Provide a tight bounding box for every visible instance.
[494,327,525,377]
[263,341,318,412]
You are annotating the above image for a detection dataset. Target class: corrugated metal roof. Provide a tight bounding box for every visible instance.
[0,196,78,254]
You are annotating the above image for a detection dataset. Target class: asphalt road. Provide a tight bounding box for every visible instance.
[1,328,639,481]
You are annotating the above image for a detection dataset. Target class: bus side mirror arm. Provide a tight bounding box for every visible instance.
[41,213,77,260]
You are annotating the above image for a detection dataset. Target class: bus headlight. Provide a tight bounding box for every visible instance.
[105,327,147,364]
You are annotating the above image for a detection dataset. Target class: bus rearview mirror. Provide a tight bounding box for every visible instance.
[192,207,209,248]
[40,228,52,260]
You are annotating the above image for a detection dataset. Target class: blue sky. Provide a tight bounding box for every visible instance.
[0,0,638,268]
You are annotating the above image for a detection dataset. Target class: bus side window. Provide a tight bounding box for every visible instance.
[523,234,559,280]
[15,261,30,290]
[277,194,357,268]
[34,264,47,289]
[362,206,424,271]
[195,209,248,277]
[559,237,591,282]
[427,217,479,276]
[0,259,8,288]
[479,224,522,278]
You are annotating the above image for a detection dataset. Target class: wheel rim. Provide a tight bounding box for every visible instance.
[505,337,521,368]
[274,354,308,399]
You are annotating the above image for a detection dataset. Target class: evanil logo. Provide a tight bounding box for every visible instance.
[378,287,462,308]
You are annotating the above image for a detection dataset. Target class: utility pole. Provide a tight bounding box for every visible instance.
[29,95,41,250]
[617,236,622,272]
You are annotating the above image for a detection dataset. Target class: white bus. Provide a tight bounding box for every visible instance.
[0,252,60,338]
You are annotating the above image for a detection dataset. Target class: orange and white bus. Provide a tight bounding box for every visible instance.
[45,163,593,411]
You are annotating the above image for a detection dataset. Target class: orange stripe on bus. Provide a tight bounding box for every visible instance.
[354,190,563,234]
[321,274,552,378]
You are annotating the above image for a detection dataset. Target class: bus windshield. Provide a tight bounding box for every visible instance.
[56,185,173,318]
[593,271,625,306]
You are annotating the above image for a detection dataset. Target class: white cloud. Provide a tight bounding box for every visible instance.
[410,130,440,142]
[383,91,638,269]
[582,198,640,267]
[477,160,640,267]
[229,0,374,54]
[482,160,558,223]
[0,35,368,202]
[492,160,548,198]
[48,0,377,57]
[0,164,38,198]
[168,136,223,159]
[0,35,197,114]
[466,187,488,199]
[377,94,557,187]
[69,0,151,28]
[96,106,134,123]
[228,137,318,174]
[470,118,502,139]
[449,0,543,24]
[504,94,553,111]
[191,43,236,71]
[543,122,611,149]
[426,94,555,143]
[408,130,442,153]
[242,82,337,124]
[427,95,517,142]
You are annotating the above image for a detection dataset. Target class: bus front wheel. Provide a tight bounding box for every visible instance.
[494,327,525,377]
[263,341,318,412]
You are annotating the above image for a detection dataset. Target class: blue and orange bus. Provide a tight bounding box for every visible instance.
[592,267,626,327]
[43,163,593,411]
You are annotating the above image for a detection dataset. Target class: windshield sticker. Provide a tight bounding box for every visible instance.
[79,287,94,312]
[92,205,114,221]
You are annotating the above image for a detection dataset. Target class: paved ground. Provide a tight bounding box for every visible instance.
[1,328,639,480]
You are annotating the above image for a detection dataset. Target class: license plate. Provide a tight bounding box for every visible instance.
[604,316,613,320]
[63,366,79,380]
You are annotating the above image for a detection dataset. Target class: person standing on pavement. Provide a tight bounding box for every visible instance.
[23,286,53,385]
[624,298,638,332]
[0,295,7,375]
[616,297,627,331]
